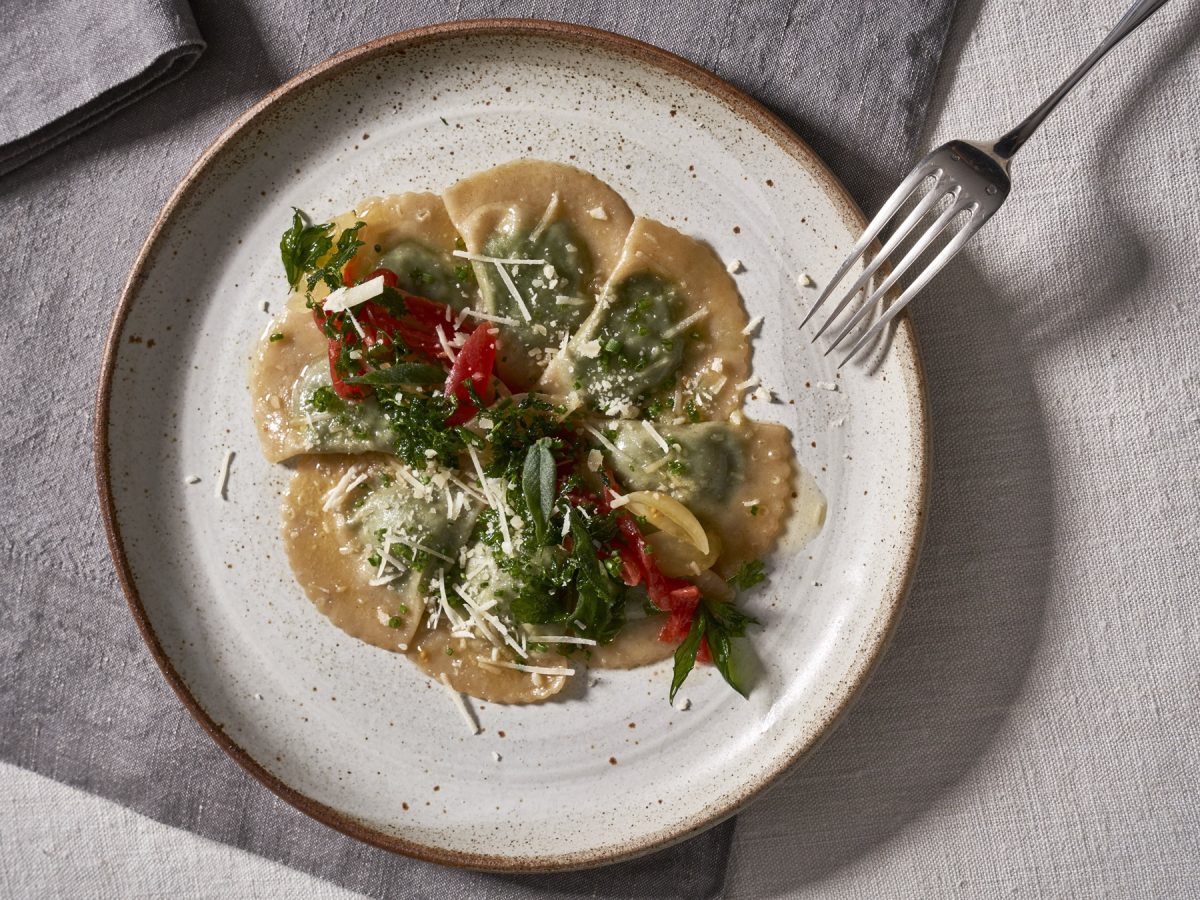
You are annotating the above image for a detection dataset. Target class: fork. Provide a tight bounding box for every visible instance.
[804,0,1172,367]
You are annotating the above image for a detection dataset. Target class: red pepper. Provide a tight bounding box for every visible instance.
[443,325,497,426]
[327,339,371,401]
[313,265,477,401]
[603,486,707,649]
[360,267,399,289]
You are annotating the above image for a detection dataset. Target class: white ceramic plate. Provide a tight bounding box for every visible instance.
[97,21,928,871]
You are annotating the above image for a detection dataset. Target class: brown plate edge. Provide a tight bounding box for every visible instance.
[93,18,931,874]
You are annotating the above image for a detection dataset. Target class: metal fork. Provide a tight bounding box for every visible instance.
[805,0,1171,367]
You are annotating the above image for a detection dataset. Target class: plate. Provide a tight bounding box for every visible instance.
[96,21,928,871]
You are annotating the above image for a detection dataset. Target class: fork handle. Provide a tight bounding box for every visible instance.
[992,0,1171,160]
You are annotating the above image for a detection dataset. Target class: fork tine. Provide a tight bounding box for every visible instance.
[799,160,941,330]
[824,188,964,353]
[837,205,991,367]
[811,176,949,340]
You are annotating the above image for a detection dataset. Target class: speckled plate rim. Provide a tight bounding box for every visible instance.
[95,19,930,873]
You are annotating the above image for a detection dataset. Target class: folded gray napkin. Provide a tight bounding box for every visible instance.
[0,0,204,176]
[0,1,956,896]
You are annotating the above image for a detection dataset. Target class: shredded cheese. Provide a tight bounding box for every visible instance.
[390,534,455,564]
[451,250,545,266]
[495,263,532,322]
[438,674,481,734]
[467,445,512,554]
[490,660,575,677]
[640,420,670,454]
[215,450,234,500]
[532,635,598,646]
[742,315,763,336]
[663,306,709,339]
[435,324,457,362]
[584,425,620,456]
[322,275,385,313]
[528,192,559,243]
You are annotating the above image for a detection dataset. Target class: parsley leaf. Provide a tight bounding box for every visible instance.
[727,559,766,591]
[279,208,367,295]
[509,582,562,625]
[704,601,757,698]
[376,390,466,467]
[565,510,623,643]
[280,208,333,288]
[306,221,366,292]
[670,596,760,702]
[670,611,707,703]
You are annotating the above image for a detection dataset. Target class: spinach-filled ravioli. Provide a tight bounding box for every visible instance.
[539,217,751,421]
[250,193,474,462]
[252,161,825,710]
[602,420,804,575]
[443,160,634,389]
[284,454,568,704]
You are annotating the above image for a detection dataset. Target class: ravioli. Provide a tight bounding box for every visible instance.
[255,161,824,708]
[282,454,452,649]
[283,455,570,704]
[443,160,634,388]
[250,193,471,462]
[605,420,802,575]
[339,192,475,309]
[540,217,751,421]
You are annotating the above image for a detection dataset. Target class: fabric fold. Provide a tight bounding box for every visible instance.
[0,0,205,176]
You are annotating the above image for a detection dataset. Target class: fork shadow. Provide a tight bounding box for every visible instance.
[1016,0,1200,354]
[723,255,1055,894]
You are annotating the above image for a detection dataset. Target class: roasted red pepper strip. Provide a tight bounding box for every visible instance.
[444,325,497,426]
[326,340,371,400]
[313,265,476,400]
[362,267,399,289]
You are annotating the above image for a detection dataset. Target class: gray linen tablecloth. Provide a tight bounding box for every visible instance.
[0,1,958,897]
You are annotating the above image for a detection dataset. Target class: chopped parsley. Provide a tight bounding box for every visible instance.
[728,560,767,591]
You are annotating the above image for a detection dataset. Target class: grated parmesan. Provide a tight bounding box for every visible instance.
[640,420,670,453]
[528,192,560,243]
[663,306,709,339]
[533,635,598,646]
[451,250,545,266]
[435,325,457,362]
[322,275,385,313]
[584,425,620,456]
[490,660,575,677]
[215,450,234,500]
[438,674,481,734]
[495,263,532,322]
